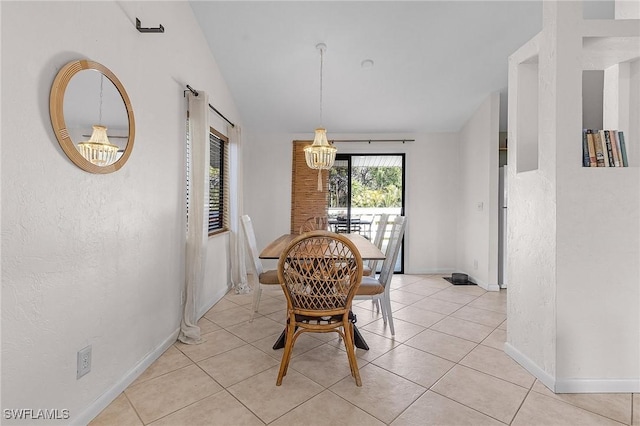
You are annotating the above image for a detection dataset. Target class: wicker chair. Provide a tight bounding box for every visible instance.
[276,231,363,386]
[241,215,280,322]
[299,216,329,234]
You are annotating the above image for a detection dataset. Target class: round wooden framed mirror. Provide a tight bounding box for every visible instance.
[50,60,135,174]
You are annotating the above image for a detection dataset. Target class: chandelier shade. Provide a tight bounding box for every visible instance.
[304,43,336,191]
[75,74,120,167]
[304,128,337,169]
[304,128,337,191]
[77,125,120,166]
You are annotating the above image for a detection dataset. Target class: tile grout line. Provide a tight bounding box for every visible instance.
[390,278,519,424]
[121,392,146,426]
[354,279,514,424]
[95,274,635,426]
[427,388,511,425]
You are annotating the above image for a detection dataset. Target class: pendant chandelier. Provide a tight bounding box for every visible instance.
[304,43,337,191]
[77,74,120,166]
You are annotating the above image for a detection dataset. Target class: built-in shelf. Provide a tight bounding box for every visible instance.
[582,19,639,169]
[507,1,640,393]
[582,36,640,69]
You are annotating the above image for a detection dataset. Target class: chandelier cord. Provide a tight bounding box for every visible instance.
[304,43,335,192]
[99,74,104,125]
[319,46,323,127]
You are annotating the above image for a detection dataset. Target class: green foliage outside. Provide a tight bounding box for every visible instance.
[329,166,402,208]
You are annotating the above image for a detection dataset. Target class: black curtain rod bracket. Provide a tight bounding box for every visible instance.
[136,18,164,33]
[184,85,235,128]
[185,85,199,97]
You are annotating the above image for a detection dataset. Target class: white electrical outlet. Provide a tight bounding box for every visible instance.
[473,259,478,270]
[77,345,92,379]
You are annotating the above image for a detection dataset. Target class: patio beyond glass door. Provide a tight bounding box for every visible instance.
[328,154,405,273]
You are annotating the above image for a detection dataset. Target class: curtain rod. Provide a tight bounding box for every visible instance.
[330,139,414,144]
[185,85,235,128]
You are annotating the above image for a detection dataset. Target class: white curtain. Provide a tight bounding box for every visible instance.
[178,92,208,345]
[228,125,250,294]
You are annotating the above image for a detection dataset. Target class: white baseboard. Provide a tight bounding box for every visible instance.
[74,286,231,425]
[73,329,180,426]
[453,272,500,292]
[197,284,231,319]
[504,342,640,393]
[485,283,501,291]
[407,269,456,275]
[504,342,556,391]
[555,378,640,393]
[473,278,501,292]
[409,270,501,292]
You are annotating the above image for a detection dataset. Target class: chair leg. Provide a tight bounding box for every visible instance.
[371,299,380,313]
[340,330,355,377]
[343,321,362,386]
[250,284,262,322]
[276,318,296,385]
[384,295,395,335]
[379,297,387,324]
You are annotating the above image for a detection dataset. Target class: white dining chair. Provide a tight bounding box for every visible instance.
[354,215,406,335]
[240,214,280,322]
[362,213,389,277]
[362,213,389,313]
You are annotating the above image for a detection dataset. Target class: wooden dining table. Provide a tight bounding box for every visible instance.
[260,232,385,351]
[259,232,385,261]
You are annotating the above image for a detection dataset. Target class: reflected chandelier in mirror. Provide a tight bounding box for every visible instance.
[50,59,135,174]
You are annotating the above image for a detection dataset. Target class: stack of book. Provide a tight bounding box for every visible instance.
[582,129,629,167]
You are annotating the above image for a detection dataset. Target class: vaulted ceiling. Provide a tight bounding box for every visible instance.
[190,1,613,135]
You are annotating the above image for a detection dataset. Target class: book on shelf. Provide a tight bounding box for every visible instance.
[602,130,614,166]
[592,131,606,167]
[582,129,629,167]
[607,130,621,167]
[611,130,626,167]
[618,131,629,167]
[582,130,590,167]
[586,130,597,167]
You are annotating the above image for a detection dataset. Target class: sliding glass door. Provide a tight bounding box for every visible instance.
[328,154,405,273]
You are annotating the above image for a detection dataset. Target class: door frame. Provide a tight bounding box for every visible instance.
[330,153,406,273]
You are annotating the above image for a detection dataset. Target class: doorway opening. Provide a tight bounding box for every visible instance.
[328,154,405,273]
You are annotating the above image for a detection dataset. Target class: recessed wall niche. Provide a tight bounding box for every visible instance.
[515,59,539,173]
[582,70,604,130]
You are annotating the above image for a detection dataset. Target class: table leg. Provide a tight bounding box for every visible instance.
[272,312,370,350]
[272,328,288,350]
[273,325,369,350]
[352,325,370,350]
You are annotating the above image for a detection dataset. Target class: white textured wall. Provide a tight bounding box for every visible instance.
[506,27,558,380]
[555,5,640,383]
[456,93,500,290]
[1,1,238,422]
[242,132,460,274]
[507,0,640,392]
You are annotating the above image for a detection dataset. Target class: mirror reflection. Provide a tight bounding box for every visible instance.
[50,59,135,174]
[63,70,129,165]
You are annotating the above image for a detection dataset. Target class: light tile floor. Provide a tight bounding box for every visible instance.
[91,274,638,425]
